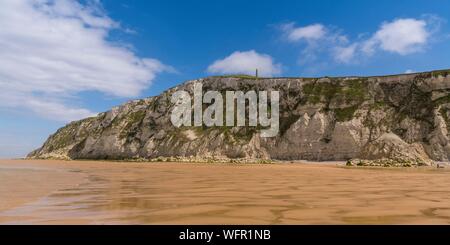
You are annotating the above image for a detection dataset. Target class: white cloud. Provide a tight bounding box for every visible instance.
[363,18,429,55]
[335,18,435,63]
[283,23,326,42]
[0,0,169,122]
[207,50,282,77]
[333,44,357,63]
[27,98,95,122]
[405,69,416,74]
[281,22,350,65]
[282,17,441,68]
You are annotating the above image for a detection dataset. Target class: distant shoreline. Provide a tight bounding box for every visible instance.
[8,158,450,169]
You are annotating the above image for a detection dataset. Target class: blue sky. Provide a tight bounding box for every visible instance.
[0,0,449,158]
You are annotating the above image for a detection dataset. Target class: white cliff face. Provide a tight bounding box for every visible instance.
[28,70,450,166]
[268,112,327,160]
[327,117,370,159]
[424,108,450,161]
[351,132,433,166]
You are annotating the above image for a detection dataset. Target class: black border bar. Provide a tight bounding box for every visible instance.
[1,225,450,244]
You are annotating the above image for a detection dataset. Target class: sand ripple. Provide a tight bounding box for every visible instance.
[1,160,450,224]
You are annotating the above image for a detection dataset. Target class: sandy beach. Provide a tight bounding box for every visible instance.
[1,159,450,224]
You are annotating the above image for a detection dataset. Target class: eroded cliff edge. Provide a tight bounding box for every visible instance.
[28,70,450,166]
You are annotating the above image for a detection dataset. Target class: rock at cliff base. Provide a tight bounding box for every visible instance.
[347,133,433,167]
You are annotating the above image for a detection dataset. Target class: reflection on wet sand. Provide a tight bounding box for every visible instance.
[1,159,450,224]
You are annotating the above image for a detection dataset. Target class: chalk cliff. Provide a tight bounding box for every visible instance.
[28,70,450,166]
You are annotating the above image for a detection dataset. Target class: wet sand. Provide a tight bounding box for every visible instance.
[1,159,450,224]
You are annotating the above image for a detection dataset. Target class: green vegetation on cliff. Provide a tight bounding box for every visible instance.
[28,69,450,165]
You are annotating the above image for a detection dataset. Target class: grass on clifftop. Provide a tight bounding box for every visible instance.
[431,69,450,78]
[302,79,368,104]
[302,78,369,122]
[213,74,260,79]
